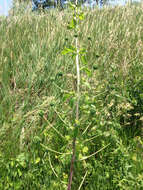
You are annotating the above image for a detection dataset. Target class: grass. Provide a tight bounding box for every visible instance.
[0,3,143,190]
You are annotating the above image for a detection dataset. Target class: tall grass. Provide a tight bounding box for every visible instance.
[0,4,143,189]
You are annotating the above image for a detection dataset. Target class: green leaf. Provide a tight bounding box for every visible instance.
[62,48,74,55]
[16,153,27,168]
[78,12,85,20]
[82,146,89,153]
[81,55,87,65]
[68,2,76,10]
[10,161,14,168]
[79,48,86,55]
[35,157,40,164]
[81,67,91,77]
[33,136,42,143]
[67,18,77,30]
[20,161,26,168]
[63,92,74,101]
[62,46,76,55]
[18,169,22,177]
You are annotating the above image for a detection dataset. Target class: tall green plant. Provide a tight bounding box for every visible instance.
[62,3,89,189]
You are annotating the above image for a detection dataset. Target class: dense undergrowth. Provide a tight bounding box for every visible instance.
[0,4,143,190]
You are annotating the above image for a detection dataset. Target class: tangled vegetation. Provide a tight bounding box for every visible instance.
[0,4,143,190]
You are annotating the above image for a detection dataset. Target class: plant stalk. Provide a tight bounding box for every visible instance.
[67,3,80,189]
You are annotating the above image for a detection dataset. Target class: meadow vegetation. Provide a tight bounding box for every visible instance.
[0,4,143,189]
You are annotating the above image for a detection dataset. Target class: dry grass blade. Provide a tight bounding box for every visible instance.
[79,143,111,161]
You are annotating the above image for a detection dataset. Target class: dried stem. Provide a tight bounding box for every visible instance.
[78,171,88,190]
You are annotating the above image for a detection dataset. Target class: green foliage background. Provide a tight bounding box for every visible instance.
[0,4,143,190]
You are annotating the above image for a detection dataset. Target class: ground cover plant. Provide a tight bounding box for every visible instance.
[0,3,143,190]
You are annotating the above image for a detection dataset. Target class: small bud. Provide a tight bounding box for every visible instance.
[39,110,44,117]
[88,36,91,40]
[93,65,98,70]
[50,103,54,107]
[57,72,63,77]
[95,55,100,58]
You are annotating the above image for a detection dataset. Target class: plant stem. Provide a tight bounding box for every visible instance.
[67,2,80,189]
[76,38,80,121]
[67,137,76,190]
